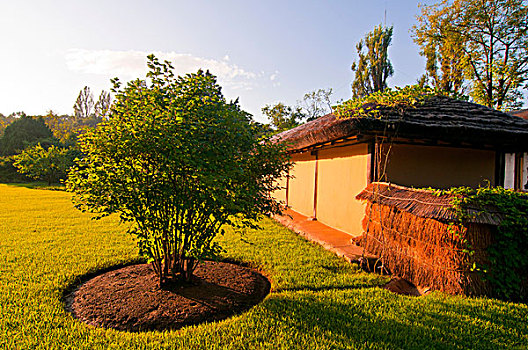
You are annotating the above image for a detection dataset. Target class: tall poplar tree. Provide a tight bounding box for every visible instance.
[351,25,394,99]
[412,2,467,95]
[73,86,94,120]
[95,90,112,119]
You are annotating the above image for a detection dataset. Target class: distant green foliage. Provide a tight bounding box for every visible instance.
[42,111,82,145]
[0,156,30,182]
[0,112,86,183]
[412,1,468,96]
[0,113,18,137]
[261,102,304,133]
[13,144,72,185]
[297,88,333,122]
[260,88,333,133]
[438,186,528,300]
[413,0,528,111]
[0,116,56,156]
[67,55,291,286]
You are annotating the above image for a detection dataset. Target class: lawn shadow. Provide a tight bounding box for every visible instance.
[262,289,528,349]
[6,182,66,191]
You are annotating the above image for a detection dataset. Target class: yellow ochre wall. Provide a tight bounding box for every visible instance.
[273,142,497,238]
[316,144,369,236]
[287,152,316,217]
[384,144,496,189]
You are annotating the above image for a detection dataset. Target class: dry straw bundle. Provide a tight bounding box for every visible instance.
[357,182,496,296]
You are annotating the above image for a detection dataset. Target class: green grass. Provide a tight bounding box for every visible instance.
[1,184,527,349]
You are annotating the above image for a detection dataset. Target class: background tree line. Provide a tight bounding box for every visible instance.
[0,86,111,184]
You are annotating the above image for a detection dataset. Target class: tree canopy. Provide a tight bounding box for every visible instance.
[13,144,71,185]
[0,116,56,156]
[413,0,528,110]
[412,2,467,95]
[351,25,394,99]
[67,55,291,286]
[298,88,333,122]
[261,102,303,133]
[261,88,333,133]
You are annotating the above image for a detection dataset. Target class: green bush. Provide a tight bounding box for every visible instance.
[446,186,528,300]
[13,144,72,185]
[67,55,291,287]
[0,156,30,182]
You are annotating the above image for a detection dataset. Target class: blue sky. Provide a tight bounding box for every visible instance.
[1,0,439,123]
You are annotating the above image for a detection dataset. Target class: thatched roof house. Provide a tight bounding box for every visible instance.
[274,96,528,153]
[272,96,528,236]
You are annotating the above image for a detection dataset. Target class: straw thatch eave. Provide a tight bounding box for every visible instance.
[356,182,503,225]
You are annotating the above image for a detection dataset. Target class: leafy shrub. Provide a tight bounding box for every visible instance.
[0,156,30,182]
[445,186,528,300]
[13,144,72,185]
[333,84,468,119]
[67,55,291,286]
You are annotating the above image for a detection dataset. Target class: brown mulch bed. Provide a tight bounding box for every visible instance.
[65,261,270,332]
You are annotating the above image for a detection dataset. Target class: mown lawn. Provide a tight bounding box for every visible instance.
[1,184,527,349]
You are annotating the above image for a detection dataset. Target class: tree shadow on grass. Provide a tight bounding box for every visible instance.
[6,182,65,190]
[260,289,528,350]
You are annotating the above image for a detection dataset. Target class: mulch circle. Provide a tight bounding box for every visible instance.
[65,261,270,332]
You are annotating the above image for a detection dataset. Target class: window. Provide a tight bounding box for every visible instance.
[505,152,528,191]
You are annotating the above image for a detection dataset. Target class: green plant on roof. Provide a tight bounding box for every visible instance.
[66,54,291,287]
[334,84,468,119]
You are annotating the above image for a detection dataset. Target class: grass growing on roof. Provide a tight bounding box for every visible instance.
[333,85,468,119]
[1,183,528,349]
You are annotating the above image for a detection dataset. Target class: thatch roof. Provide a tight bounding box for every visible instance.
[356,182,503,225]
[273,96,528,151]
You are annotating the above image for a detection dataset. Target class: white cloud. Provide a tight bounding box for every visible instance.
[64,49,264,90]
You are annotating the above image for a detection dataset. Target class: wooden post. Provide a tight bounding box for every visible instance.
[311,150,319,220]
[285,169,290,206]
[367,141,376,183]
[523,153,528,191]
